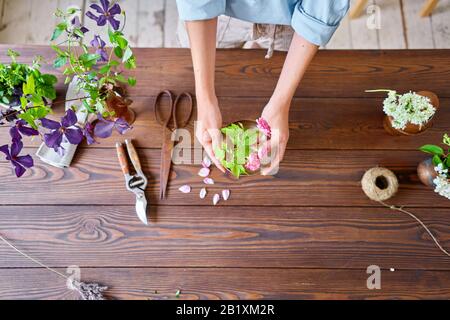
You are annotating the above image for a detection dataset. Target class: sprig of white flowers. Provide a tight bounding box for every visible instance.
[367,89,436,130]
[433,163,450,200]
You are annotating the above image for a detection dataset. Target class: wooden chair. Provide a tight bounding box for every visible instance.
[349,0,440,19]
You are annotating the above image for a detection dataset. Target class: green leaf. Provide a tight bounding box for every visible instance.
[22,74,35,95]
[127,77,136,86]
[124,56,136,69]
[115,74,127,83]
[114,47,123,59]
[41,74,58,85]
[50,27,64,41]
[116,36,128,49]
[53,55,67,68]
[122,47,133,63]
[432,154,443,166]
[419,144,444,156]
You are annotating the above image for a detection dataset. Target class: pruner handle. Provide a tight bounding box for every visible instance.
[125,139,142,173]
[116,142,130,175]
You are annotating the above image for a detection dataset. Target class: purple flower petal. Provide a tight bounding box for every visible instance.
[0,144,10,158]
[108,2,121,15]
[10,140,23,158]
[83,122,96,145]
[94,119,115,138]
[13,163,26,178]
[44,130,63,150]
[108,16,120,30]
[64,128,84,145]
[17,120,38,136]
[9,126,22,141]
[41,118,61,130]
[89,3,104,14]
[86,11,100,21]
[114,118,131,134]
[61,109,78,128]
[97,48,108,62]
[96,15,107,26]
[178,185,191,193]
[100,0,110,12]
[15,154,33,168]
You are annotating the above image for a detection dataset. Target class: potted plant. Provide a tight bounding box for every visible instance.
[51,1,137,125]
[0,1,137,177]
[214,118,271,178]
[366,89,439,135]
[418,133,450,200]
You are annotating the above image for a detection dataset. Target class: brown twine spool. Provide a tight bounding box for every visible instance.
[361,167,449,257]
[361,167,399,201]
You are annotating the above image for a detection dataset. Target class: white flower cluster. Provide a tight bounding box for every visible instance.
[383,90,436,130]
[433,163,450,200]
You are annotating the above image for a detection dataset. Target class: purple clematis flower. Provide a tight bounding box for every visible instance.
[90,35,108,62]
[41,109,84,152]
[71,16,89,37]
[10,119,39,141]
[0,140,34,177]
[86,0,121,30]
[94,114,130,138]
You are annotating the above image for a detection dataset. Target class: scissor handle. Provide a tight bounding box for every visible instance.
[116,142,130,175]
[125,139,142,173]
[154,90,174,128]
[172,92,193,129]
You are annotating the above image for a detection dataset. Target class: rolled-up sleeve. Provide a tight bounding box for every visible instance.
[176,0,225,21]
[292,0,350,46]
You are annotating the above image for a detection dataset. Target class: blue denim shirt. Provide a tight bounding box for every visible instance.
[176,0,350,46]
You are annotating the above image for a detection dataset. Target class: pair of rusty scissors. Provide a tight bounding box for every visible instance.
[154,90,193,199]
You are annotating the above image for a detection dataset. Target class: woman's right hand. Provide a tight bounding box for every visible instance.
[196,96,226,173]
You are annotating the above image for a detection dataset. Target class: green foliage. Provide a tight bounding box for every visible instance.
[0,50,56,128]
[215,122,259,178]
[420,133,450,174]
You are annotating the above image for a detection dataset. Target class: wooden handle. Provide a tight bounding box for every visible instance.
[125,139,142,173]
[116,142,130,175]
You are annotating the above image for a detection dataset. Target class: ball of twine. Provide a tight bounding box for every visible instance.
[361,167,399,201]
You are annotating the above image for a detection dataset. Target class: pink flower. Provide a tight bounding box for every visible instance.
[256,117,271,139]
[258,144,270,159]
[245,152,261,171]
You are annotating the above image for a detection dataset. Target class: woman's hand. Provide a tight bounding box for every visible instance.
[260,101,290,175]
[196,96,226,173]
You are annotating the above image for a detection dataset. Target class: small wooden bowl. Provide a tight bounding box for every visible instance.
[417,158,437,187]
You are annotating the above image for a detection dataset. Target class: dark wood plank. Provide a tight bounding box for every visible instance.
[2,45,450,98]
[0,267,448,300]
[0,148,446,207]
[0,206,449,269]
[1,97,449,150]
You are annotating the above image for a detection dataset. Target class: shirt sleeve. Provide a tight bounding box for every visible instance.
[291,0,350,46]
[176,0,225,21]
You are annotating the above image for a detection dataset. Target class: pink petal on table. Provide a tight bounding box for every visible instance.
[203,177,214,185]
[202,156,211,168]
[222,189,230,201]
[213,193,220,205]
[178,185,191,193]
[198,167,210,177]
[199,187,207,199]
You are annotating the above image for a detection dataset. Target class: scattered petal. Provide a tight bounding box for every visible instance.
[213,194,220,205]
[203,177,214,185]
[390,268,395,272]
[222,189,230,201]
[178,185,191,193]
[198,167,210,177]
[202,156,211,168]
[199,187,207,199]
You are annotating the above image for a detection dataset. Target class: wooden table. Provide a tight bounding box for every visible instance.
[0,45,449,300]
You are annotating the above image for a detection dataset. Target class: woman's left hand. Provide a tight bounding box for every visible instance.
[260,101,290,175]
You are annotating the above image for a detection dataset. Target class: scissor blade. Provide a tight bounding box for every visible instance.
[160,128,174,199]
[135,195,148,225]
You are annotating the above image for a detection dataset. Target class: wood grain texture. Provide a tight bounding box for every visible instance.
[0,206,449,269]
[0,149,447,207]
[402,0,435,49]
[0,267,448,300]
[2,45,450,98]
[2,96,449,150]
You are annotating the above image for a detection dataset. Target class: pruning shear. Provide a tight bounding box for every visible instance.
[116,139,148,225]
[154,90,193,199]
